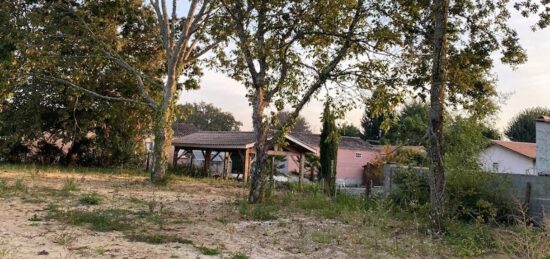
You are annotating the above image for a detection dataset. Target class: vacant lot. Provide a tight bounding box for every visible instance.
[0,165,537,258]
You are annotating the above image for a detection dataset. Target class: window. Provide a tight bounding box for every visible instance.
[492,162,499,172]
[355,152,362,158]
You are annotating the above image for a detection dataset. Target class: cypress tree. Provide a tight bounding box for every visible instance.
[319,101,340,195]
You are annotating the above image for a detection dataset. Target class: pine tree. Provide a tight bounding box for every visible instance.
[319,101,340,195]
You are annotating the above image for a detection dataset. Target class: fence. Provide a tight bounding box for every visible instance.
[383,163,550,225]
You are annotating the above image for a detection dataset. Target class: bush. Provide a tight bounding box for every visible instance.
[445,221,496,257]
[390,167,430,209]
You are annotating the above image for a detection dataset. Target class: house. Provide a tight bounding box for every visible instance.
[479,115,550,175]
[479,140,536,175]
[288,133,382,186]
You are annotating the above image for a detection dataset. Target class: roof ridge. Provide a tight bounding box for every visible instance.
[492,140,536,145]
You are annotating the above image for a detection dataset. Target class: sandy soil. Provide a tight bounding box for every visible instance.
[0,170,376,259]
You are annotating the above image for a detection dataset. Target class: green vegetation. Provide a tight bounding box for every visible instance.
[62,209,136,232]
[79,193,101,205]
[195,246,220,256]
[126,232,192,245]
[231,253,249,259]
[61,178,79,194]
[505,107,550,142]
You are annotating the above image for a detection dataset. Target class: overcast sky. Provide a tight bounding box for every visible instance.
[178,9,550,134]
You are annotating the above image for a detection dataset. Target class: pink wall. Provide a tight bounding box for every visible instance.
[287,148,381,186]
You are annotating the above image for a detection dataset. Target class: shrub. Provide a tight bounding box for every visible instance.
[390,167,430,210]
[445,221,495,257]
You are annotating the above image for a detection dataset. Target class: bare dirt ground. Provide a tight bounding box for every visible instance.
[0,168,452,259]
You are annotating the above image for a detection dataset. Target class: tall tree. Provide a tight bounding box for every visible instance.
[218,0,412,203]
[1,0,160,166]
[219,0,383,203]
[8,0,223,183]
[391,0,543,231]
[176,102,242,131]
[319,101,340,195]
[274,111,312,133]
[428,0,451,229]
[505,107,550,142]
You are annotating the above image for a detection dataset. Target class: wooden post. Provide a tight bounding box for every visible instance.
[243,149,250,183]
[173,147,179,166]
[203,149,212,177]
[189,150,194,169]
[299,154,305,190]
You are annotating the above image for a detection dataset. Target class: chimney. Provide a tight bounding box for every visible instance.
[536,116,550,175]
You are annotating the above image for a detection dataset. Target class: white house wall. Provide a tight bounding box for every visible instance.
[480,145,536,175]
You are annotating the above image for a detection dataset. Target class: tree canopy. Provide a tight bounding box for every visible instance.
[0,0,164,166]
[273,111,312,133]
[338,123,362,138]
[176,102,242,131]
[505,107,550,142]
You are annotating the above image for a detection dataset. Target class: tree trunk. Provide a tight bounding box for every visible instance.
[151,70,177,184]
[151,107,173,183]
[248,87,269,204]
[428,0,449,233]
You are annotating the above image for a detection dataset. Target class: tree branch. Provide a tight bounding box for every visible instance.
[33,74,154,108]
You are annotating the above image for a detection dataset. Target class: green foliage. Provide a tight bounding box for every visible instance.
[382,102,429,146]
[394,0,530,118]
[273,111,312,133]
[505,107,550,142]
[338,123,362,138]
[390,116,512,222]
[79,193,101,205]
[390,168,430,210]
[320,101,340,195]
[0,0,161,167]
[445,221,496,257]
[176,102,242,131]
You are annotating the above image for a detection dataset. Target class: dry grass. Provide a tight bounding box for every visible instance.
[0,164,546,258]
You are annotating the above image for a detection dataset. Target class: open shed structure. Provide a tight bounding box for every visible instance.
[172,131,316,182]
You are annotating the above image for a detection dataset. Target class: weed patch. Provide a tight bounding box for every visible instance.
[50,209,136,232]
[61,178,79,194]
[126,232,192,245]
[195,245,220,256]
[79,193,101,205]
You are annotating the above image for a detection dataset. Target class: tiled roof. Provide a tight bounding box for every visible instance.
[491,140,536,159]
[172,131,256,149]
[291,133,376,151]
[172,131,316,153]
[172,123,199,137]
[536,116,550,123]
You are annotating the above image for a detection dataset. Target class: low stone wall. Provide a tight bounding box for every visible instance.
[501,173,550,224]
